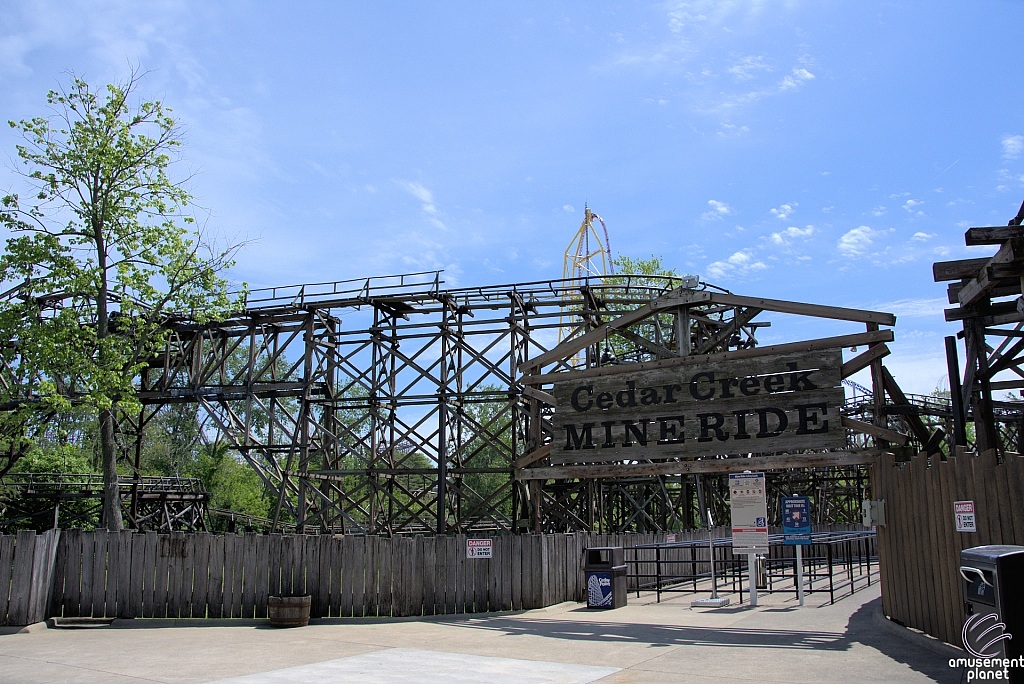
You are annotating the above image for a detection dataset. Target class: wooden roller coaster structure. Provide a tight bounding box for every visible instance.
[4,205,1023,534]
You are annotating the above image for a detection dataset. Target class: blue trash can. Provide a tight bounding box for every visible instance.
[584,547,627,609]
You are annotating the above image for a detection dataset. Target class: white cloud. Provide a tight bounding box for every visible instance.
[873,298,946,319]
[563,204,575,213]
[837,226,876,256]
[727,55,771,81]
[395,180,446,230]
[1003,134,1023,160]
[770,203,796,220]
[779,67,815,90]
[706,250,767,279]
[902,199,924,214]
[769,225,814,245]
[717,122,750,137]
[911,232,936,241]
[871,206,887,216]
[701,199,733,220]
[889,192,910,199]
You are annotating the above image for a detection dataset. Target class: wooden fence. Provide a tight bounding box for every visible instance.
[1,529,687,625]
[872,449,1024,647]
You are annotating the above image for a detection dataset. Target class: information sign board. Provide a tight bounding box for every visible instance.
[467,538,493,558]
[730,472,768,553]
[782,496,812,545]
[954,501,977,533]
[551,350,845,465]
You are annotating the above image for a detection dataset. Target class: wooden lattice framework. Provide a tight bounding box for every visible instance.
[1,269,948,534]
[935,200,1024,456]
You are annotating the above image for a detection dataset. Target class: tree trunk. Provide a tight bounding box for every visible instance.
[100,407,124,530]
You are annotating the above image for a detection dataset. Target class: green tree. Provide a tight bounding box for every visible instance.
[603,254,682,363]
[0,71,241,529]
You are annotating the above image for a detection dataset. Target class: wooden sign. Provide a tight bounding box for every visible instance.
[550,350,845,464]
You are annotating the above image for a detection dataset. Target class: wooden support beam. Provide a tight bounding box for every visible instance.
[513,444,551,469]
[989,379,1024,391]
[517,289,712,372]
[965,226,1024,246]
[841,416,909,446]
[519,385,555,406]
[982,336,1024,379]
[958,238,1024,306]
[522,328,894,385]
[613,327,677,360]
[516,450,878,480]
[841,343,890,378]
[707,293,896,326]
[934,257,992,282]
[945,299,1019,322]
[881,367,939,451]
[948,281,1022,304]
[693,307,761,354]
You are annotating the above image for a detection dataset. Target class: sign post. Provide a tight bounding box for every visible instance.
[730,472,768,607]
[782,496,812,607]
[692,509,729,608]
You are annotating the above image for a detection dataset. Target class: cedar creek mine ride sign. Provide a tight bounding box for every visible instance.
[550,350,845,465]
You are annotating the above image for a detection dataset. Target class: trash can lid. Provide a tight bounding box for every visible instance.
[961,545,1024,563]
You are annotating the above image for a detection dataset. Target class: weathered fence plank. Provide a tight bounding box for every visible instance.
[0,535,15,624]
[79,530,95,618]
[378,536,393,618]
[351,535,366,617]
[306,535,321,617]
[367,536,382,618]
[229,534,245,618]
[340,535,354,617]
[314,535,329,618]
[242,533,258,619]
[141,531,157,618]
[328,536,342,618]
[61,529,82,619]
[207,533,225,619]
[192,533,210,619]
[8,531,36,625]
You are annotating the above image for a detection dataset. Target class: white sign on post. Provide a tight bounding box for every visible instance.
[954,501,976,533]
[730,473,769,553]
[467,538,493,558]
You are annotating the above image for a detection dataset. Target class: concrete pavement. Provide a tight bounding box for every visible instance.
[0,584,960,683]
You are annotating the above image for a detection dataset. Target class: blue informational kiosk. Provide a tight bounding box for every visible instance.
[782,496,812,606]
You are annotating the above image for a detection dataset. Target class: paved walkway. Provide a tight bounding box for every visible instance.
[0,584,958,683]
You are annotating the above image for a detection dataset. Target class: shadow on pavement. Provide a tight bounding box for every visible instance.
[844,598,960,683]
[448,597,960,682]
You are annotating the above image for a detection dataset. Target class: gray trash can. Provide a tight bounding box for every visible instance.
[960,545,1024,679]
[584,547,627,609]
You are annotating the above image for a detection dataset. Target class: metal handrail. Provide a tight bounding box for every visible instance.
[625,530,878,605]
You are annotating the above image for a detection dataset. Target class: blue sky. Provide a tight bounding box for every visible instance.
[2,1,1023,394]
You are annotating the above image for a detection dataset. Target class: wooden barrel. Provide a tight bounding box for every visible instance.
[268,595,311,627]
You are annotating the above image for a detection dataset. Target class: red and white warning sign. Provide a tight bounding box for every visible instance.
[467,538,493,558]
[954,501,976,533]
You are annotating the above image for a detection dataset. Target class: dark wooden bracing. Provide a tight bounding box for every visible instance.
[0,474,208,532]
[1,269,934,534]
[934,199,1024,456]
